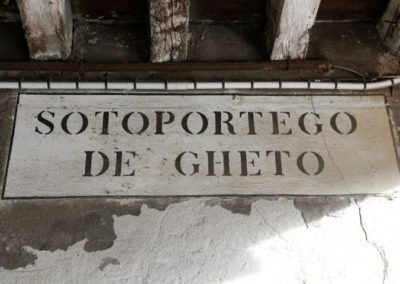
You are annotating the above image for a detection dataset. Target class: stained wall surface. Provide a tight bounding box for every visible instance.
[0,90,400,283]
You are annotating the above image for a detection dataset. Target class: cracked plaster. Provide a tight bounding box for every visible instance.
[1,91,400,282]
[1,198,398,284]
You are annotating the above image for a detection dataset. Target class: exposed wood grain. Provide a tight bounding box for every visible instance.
[266,0,321,60]
[149,0,189,62]
[377,0,400,57]
[16,0,73,60]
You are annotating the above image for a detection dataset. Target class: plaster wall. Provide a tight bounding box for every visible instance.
[0,90,400,283]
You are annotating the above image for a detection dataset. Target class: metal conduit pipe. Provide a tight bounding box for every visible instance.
[0,78,399,91]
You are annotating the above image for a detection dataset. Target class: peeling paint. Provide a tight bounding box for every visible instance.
[99,257,120,271]
[206,198,258,215]
[0,197,280,270]
[293,197,352,224]
[0,199,181,269]
[2,197,395,283]
[0,196,365,270]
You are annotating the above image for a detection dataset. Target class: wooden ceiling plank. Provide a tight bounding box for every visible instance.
[377,0,400,57]
[149,0,189,62]
[16,0,73,60]
[266,0,321,60]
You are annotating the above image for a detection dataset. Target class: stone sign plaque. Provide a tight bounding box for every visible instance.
[2,94,399,198]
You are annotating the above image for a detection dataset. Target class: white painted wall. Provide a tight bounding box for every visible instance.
[1,196,399,284]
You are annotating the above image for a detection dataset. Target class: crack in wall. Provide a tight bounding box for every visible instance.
[295,204,310,229]
[310,97,350,193]
[354,198,388,284]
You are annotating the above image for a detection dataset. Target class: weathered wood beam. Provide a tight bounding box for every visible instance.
[16,0,73,60]
[377,0,400,57]
[149,0,189,63]
[266,0,321,60]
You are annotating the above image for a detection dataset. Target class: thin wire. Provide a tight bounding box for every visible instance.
[332,65,368,80]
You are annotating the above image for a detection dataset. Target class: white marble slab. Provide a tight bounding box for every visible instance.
[3,94,399,197]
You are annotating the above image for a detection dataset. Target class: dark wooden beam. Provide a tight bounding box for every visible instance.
[149,0,190,62]
[318,0,390,21]
[16,0,73,60]
[3,0,391,25]
[0,60,330,72]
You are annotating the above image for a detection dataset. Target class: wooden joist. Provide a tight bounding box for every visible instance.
[377,0,400,57]
[266,0,321,60]
[16,0,73,61]
[149,0,190,63]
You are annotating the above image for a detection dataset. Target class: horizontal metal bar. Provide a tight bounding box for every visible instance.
[0,78,399,91]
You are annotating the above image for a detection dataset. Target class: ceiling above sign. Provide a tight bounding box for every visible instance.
[2,94,399,198]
